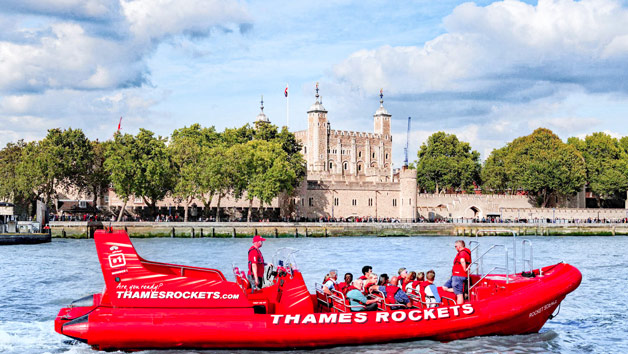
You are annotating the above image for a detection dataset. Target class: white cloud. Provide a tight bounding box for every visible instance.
[121,0,250,43]
[334,0,628,98]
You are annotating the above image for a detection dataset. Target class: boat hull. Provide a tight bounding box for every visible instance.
[58,264,580,350]
[54,230,581,350]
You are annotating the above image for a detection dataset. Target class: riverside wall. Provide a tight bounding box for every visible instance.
[49,221,628,238]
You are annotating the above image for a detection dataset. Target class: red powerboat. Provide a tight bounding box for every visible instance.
[55,229,581,350]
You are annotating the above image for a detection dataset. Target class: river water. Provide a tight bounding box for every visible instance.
[1,235,626,354]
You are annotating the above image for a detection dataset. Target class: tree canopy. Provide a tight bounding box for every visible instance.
[415,132,481,193]
[568,132,628,206]
[483,128,586,207]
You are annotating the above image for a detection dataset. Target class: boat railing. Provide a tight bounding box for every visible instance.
[521,239,539,275]
[467,244,509,299]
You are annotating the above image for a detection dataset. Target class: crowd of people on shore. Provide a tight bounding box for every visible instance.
[48,212,628,225]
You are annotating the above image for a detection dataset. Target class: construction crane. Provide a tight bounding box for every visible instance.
[403,116,411,167]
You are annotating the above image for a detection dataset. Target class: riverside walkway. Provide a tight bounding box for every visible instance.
[49,221,628,238]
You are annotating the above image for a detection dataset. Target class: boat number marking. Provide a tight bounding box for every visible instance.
[271,304,474,325]
[529,300,558,318]
[108,250,126,268]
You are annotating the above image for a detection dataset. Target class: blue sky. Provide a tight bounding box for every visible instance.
[1,0,628,167]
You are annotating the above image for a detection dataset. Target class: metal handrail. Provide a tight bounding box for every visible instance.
[468,266,508,292]
[467,245,509,299]
[521,239,534,274]
[469,241,481,275]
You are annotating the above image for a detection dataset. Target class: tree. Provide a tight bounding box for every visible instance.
[0,141,34,211]
[415,132,481,193]
[84,140,111,212]
[568,132,628,206]
[132,129,174,216]
[169,124,219,221]
[234,140,301,222]
[104,133,137,221]
[481,146,510,194]
[483,128,586,207]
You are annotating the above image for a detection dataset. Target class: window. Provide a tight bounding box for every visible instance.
[104,196,109,203]
[343,162,348,170]
[352,199,357,206]
[309,198,313,207]
[301,198,304,206]
[372,152,375,159]
[334,198,339,206]
[368,198,373,206]
[393,199,397,207]
[409,198,412,205]
[385,153,389,160]
[79,201,87,208]
[134,197,143,204]
[329,162,333,169]
[304,146,307,153]
[358,151,362,158]
[358,165,362,171]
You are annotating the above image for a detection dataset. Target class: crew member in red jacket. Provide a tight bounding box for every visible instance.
[443,240,471,304]
[248,235,267,290]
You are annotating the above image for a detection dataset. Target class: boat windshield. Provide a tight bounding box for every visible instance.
[272,247,299,273]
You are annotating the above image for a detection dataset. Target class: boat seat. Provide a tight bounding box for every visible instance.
[314,282,333,311]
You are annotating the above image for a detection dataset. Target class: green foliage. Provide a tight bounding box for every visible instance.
[482,128,586,207]
[415,132,481,193]
[0,141,30,205]
[169,124,219,220]
[568,132,628,206]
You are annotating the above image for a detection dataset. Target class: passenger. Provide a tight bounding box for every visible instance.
[390,276,399,287]
[323,269,338,295]
[378,283,411,310]
[443,240,472,304]
[416,271,425,282]
[337,273,353,294]
[422,270,439,307]
[364,273,378,295]
[378,273,389,286]
[346,279,381,311]
[359,265,373,280]
[404,271,416,292]
[247,235,267,290]
[397,267,408,286]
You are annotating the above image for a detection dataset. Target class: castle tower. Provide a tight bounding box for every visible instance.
[373,89,391,137]
[307,83,329,172]
[373,89,392,174]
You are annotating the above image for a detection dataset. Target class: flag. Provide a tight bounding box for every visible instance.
[117,117,122,131]
[284,85,288,97]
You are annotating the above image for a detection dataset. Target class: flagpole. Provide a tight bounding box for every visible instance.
[286,83,289,129]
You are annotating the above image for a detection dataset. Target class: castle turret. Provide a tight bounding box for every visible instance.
[374,89,391,138]
[399,167,417,221]
[254,95,269,127]
[307,83,329,172]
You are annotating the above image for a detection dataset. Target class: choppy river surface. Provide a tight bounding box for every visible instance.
[1,235,626,354]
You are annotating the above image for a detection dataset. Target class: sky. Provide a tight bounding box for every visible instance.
[2,0,628,167]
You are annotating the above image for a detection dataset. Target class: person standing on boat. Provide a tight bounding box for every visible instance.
[248,235,266,290]
[443,240,472,304]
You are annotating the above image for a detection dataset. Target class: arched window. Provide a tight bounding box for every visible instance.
[358,151,362,158]
[358,164,362,171]
[329,162,333,169]
[385,153,388,160]
[343,162,348,170]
